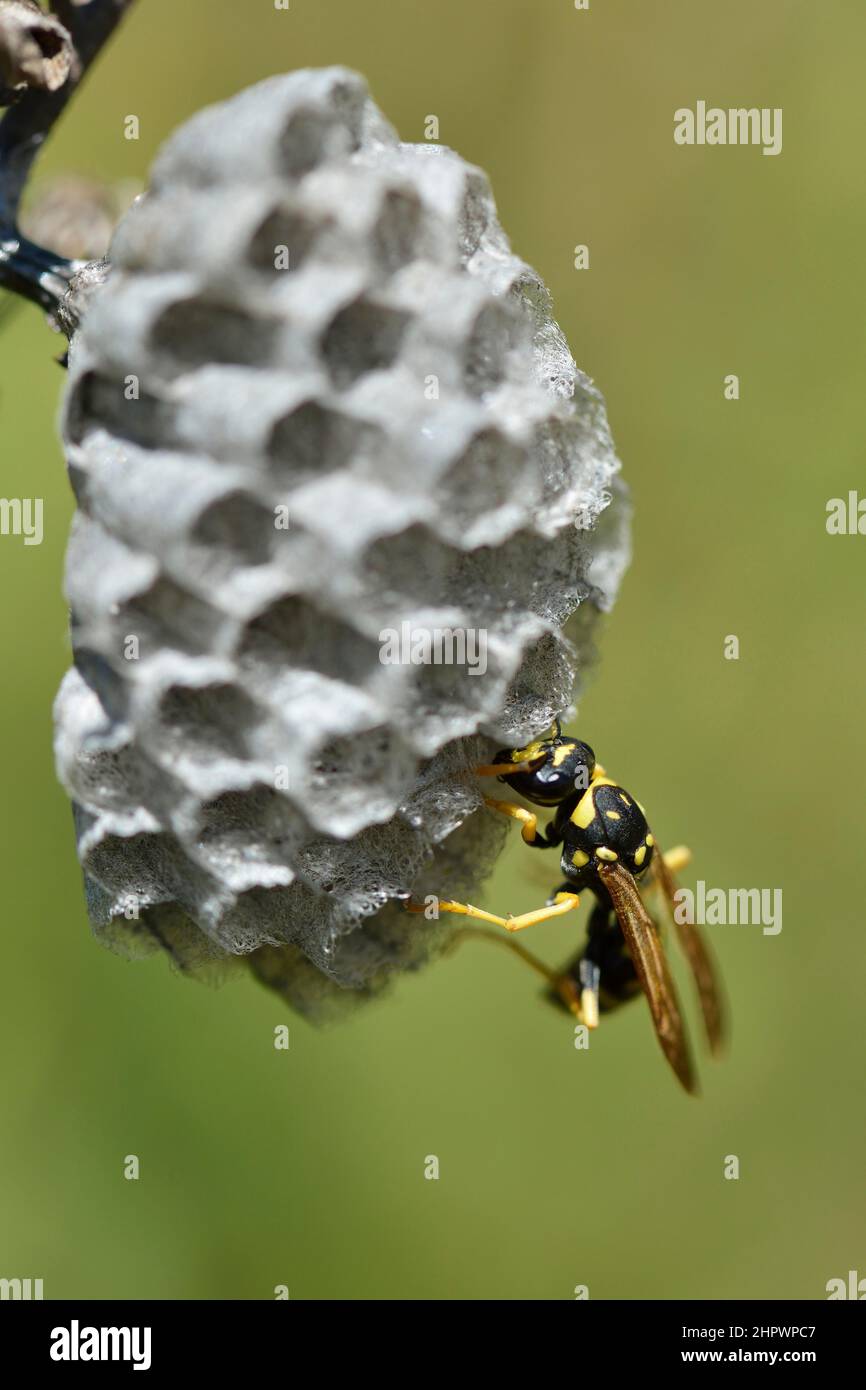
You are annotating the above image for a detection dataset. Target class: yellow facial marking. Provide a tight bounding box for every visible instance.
[634,844,647,867]
[605,810,621,821]
[645,833,655,847]
[595,847,618,862]
[571,849,590,868]
[510,738,545,764]
[552,742,575,767]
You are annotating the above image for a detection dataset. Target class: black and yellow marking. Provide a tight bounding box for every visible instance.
[479,725,598,808]
[563,778,655,886]
[403,723,725,1093]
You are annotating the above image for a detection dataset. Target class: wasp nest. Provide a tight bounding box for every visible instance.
[53,68,629,1013]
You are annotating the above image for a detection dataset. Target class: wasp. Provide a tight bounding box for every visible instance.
[407,722,724,1093]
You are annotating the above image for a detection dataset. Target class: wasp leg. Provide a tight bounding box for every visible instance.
[483,795,561,849]
[578,958,601,1030]
[437,925,585,1019]
[546,879,576,905]
[482,795,540,844]
[404,891,580,933]
[662,844,691,874]
[504,892,581,932]
[405,897,514,929]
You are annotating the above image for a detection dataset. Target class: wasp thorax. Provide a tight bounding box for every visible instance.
[564,780,654,885]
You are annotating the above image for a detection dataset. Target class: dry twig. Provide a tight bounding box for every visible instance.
[0,0,135,322]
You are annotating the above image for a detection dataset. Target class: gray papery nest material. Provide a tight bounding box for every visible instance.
[51,68,631,1015]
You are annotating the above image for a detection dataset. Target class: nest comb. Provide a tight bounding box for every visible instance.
[52,67,630,1014]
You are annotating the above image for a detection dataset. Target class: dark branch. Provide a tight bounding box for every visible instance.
[0,0,135,326]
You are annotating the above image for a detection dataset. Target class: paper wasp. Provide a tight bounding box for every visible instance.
[407,722,725,1093]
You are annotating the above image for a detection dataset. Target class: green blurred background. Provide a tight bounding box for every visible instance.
[1,0,864,1300]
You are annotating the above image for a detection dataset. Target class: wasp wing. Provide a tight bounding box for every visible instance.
[597,861,698,1095]
[652,842,725,1055]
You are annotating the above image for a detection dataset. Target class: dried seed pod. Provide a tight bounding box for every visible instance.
[0,0,72,98]
[53,68,630,1013]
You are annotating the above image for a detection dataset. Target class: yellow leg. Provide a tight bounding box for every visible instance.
[505,892,581,932]
[405,897,512,929]
[483,796,540,844]
[662,844,692,874]
[437,925,586,1020]
[581,987,600,1030]
[405,891,579,934]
